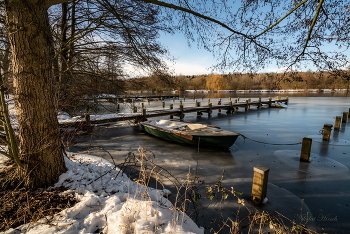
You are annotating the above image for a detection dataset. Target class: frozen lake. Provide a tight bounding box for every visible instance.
[69,94,350,233]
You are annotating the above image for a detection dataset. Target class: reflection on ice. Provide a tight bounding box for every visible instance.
[274,150,349,175]
[306,135,350,145]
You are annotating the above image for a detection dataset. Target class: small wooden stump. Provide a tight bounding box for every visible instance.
[342,112,348,123]
[323,124,333,141]
[251,165,269,206]
[334,116,342,130]
[300,137,312,162]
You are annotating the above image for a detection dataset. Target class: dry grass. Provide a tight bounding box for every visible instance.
[0,186,77,231]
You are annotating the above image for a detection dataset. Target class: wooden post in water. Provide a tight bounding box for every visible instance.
[342,112,348,123]
[334,116,342,130]
[162,101,165,108]
[268,97,272,108]
[323,124,333,141]
[258,98,262,108]
[251,165,269,206]
[300,137,312,162]
[170,104,173,119]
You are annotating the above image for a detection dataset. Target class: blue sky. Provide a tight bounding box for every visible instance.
[160,32,303,75]
[161,31,350,75]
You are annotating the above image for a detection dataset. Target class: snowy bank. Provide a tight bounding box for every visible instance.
[1,153,203,234]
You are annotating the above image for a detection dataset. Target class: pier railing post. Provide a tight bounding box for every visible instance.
[208,103,212,117]
[342,112,348,123]
[84,113,92,133]
[245,99,250,111]
[334,116,342,130]
[170,104,173,119]
[180,104,184,119]
[300,137,312,162]
[251,165,269,206]
[323,124,333,141]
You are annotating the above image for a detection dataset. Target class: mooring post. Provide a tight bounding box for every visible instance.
[323,124,333,141]
[300,137,312,162]
[334,116,342,130]
[268,97,272,108]
[245,99,250,111]
[170,104,173,119]
[342,112,348,123]
[258,98,262,108]
[162,101,165,108]
[251,165,269,206]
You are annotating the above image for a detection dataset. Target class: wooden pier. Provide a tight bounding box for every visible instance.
[59,97,288,129]
[84,94,180,103]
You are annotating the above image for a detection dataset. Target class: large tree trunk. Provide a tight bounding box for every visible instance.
[5,0,66,188]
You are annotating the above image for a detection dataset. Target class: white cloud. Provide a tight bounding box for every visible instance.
[166,61,215,75]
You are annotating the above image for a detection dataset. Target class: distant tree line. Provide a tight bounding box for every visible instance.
[125,70,350,92]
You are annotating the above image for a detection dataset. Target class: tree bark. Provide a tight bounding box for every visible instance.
[5,0,66,188]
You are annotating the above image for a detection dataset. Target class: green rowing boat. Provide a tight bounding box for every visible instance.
[140,119,239,148]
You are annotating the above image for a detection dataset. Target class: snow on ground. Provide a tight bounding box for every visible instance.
[1,152,204,234]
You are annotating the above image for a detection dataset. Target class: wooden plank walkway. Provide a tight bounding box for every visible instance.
[59,97,288,128]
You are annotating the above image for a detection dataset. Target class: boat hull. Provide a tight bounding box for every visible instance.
[141,121,239,148]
